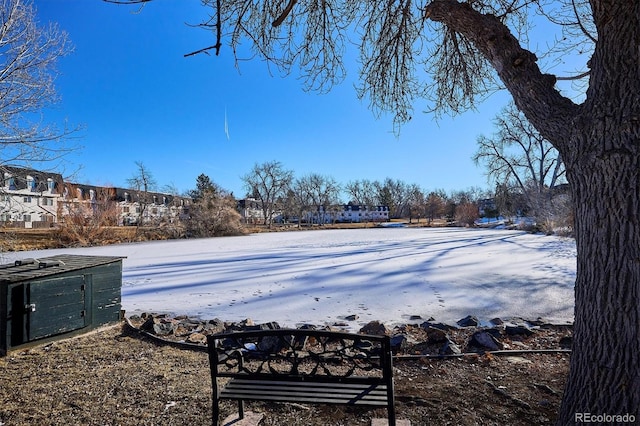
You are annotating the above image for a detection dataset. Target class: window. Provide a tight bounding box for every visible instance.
[123,206,130,213]
[23,214,31,222]
[23,196,32,203]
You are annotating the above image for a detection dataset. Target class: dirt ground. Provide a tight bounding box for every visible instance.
[0,322,569,426]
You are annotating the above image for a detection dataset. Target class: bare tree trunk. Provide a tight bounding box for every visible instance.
[557,130,640,423]
[556,2,640,419]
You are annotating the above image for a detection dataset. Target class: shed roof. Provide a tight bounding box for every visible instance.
[0,255,125,285]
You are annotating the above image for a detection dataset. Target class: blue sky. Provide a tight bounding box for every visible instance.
[35,0,516,199]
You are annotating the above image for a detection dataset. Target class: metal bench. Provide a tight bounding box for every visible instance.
[207,328,396,426]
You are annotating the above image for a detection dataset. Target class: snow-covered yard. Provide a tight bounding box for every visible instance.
[6,227,576,329]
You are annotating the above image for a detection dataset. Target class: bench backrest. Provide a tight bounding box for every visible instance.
[207,329,393,384]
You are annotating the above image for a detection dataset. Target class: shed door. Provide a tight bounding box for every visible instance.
[28,275,88,340]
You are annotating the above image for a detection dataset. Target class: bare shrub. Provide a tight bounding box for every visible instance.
[455,202,479,227]
[54,201,118,247]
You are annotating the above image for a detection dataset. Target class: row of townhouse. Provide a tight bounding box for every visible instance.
[306,204,390,224]
[236,198,389,224]
[0,167,190,228]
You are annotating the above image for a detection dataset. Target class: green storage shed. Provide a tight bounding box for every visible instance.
[0,254,124,356]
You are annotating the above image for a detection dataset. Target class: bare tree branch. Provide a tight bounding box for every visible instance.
[0,0,80,170]
[272,0,297,27]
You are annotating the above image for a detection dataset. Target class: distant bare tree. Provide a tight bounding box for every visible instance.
[474,102,570,231]
[241,161,293,228]
[283,186,309,227]
[126,161,157,192]
[292,173,341,224]
[125,161,158,228]
[345,179,378,207]
[424,190,447,225]
[473,103,566,202]
[375,178,411,219]
[406,184,425,224]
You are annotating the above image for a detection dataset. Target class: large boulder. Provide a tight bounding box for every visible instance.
[359,321,390,336]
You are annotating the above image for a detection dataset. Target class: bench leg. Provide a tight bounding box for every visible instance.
[238,400,245,419]
[212,398,219,426]
[388,402,396,426]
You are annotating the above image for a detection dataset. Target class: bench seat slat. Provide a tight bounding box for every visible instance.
[219,393,388,406]
[224,383,388,392]
[221,390,389,402]
[220,379,389,406]
[223,378,386,389]
[220,391,388,405]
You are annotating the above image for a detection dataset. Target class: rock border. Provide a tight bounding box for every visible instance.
[125,312,573,357]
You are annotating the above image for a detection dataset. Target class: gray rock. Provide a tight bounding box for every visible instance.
[440,339,462,355]
[245,321,281,331]
[173,323,192,337]
[425,327,448,344]
[469,330,503,351]
[297,324,317,330]
[359,321,390,336]
[259,321,281,330]
[153,322,174,336]
[202,321,225,335]
[186,332,206,344]
[505,325,534,336]
[240,318,255,327]
[559,336,572,349]
[457,315,479,327]
[140,316,156,332]
[420,321,454,331]
[390,334,409,351]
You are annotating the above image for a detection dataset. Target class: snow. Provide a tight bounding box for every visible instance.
[4,227,576,329]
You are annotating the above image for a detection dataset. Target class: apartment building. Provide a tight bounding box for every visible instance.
[1,167,190,228]
[0,167,63,228]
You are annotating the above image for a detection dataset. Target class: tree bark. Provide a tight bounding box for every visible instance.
[426,1,640,422]
[556,1,640,420]
[559,127,640,423]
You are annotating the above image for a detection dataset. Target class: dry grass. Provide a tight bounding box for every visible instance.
[0,227,175,252]
[0,322,569,426]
